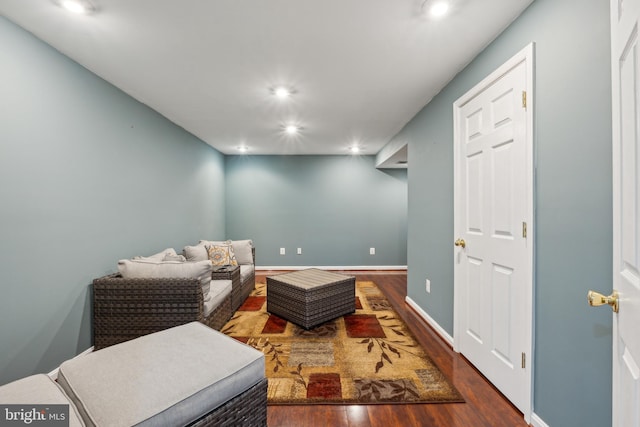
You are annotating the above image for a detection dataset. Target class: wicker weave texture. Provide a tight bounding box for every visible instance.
[203,292,233,330]
[190,378,267,427]
[211,265,256,312]
[266,270,355,329]
[211,265,240,283]
[93,274,232,349]
[234,270,255,311]
[212,266,243,311]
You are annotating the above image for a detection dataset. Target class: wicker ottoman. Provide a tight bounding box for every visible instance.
[58,322,267,426]
[266,269,355,329]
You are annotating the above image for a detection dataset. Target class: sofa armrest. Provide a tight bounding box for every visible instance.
[93,273,204,350]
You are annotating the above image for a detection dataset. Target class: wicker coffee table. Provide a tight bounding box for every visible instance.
[266,269,355,329]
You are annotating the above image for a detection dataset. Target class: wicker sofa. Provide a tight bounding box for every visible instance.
[93,241,255,350]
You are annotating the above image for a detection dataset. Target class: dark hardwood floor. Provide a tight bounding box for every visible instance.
[257,271,529,427]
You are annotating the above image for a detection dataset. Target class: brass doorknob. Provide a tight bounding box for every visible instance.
[454,238,466,249]
[587,290,619,313]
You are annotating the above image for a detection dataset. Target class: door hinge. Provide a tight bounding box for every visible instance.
[522,352,526,369]
[522,91,527,109]
[522,222,527,238]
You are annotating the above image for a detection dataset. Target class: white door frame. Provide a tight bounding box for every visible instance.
[452,43,535,422]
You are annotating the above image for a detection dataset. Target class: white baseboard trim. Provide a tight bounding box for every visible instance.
[48,346,94,380]
[530,413,549,427]
[256,265,407,271]
[405,296,454,347]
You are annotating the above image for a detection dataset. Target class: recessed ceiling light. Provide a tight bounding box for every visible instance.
[62,0,85,13]
[237,145,249,153]
[274,87,291,99]
[60,0,95,14]
[349,146,360,154]
[285,125,299,135]
[430,1,449,18]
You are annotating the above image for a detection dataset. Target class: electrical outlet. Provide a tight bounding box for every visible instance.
[279,248,285,255]
[297,248,302,255]
[369,247,375,255]
[426,279,431,293]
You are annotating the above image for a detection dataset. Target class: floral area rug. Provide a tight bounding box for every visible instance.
[221,280,464,405]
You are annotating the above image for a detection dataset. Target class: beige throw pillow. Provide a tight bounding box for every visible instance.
[230,240,253,265]
[183,245,208,262]
[163,253,186,262]
[132,248,177,261]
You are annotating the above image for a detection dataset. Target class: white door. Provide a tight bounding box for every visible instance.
[609,0,640,425]
[453,44,534,420]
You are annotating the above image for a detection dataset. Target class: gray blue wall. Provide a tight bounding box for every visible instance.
[225,155,407,267]
[0,17,226,385]
[393,0,612,426]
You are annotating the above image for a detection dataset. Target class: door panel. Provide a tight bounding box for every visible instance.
[492,139,515,237]
[467,153,484,233]
[620,30,638,267]
[454,45,534,419]
[491,264,514,366]
[491,88,514,127]
[467,256,484,344]
[467,109,483,138]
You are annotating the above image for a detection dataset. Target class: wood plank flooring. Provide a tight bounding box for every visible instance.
[257,271,530,427]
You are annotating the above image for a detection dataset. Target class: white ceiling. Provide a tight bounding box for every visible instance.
[0,0,533,156]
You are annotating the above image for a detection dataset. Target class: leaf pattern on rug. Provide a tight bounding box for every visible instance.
[220,310,269,335]
[352,313,425,373]
[292,321,338,338]
[354,379,422,402]
[220,312,242,334]
[252,285,266,297]
[288,362,307,390]
[358,336,422,373]
[247,338,285,373]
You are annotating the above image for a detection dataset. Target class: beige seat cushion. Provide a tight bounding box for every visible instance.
[58,322,265,427]
[203,279,232,317]
[240,264,255,283]
[0,374,85,427]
